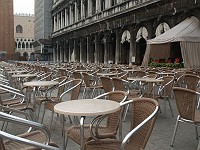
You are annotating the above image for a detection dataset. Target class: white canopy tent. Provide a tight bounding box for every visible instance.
[142,16,200,68]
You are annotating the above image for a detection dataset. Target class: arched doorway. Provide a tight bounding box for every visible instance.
[136,27,148,65]
[120,30,130,64]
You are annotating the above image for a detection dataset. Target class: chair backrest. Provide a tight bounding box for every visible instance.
[124,98,158,149]
[172,87,196,121]
[136,71,146,77]
[82,72,91,87]
[94,91,127,138]
[160,76,174,97]
[73,71,82,79]
[184,74,200,90]
[112,77,127,93]
[60,79,82,101]
[100,76,113,93]
[175,71,185,87]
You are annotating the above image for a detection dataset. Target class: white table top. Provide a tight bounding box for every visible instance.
[54,99,120,116]
[23,81,59,87]
[127,77,164,83]
[12,74,37,78]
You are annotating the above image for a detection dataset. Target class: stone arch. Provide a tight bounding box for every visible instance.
[136,26,148,65]
[155,22,170,37]
[120,30,130,64]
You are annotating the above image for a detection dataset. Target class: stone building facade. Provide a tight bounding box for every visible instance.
[51,0,200,65]
[34,0,53,61]
[14,14,35,60]
[0,0,14,60]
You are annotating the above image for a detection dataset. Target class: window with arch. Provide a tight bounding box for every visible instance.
[16,25,23,33]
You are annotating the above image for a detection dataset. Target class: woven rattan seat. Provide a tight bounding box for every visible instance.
[65,91,127,149]
[84,98,159,150]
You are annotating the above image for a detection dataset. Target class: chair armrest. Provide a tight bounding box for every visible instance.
[0,131,60,150]
[120,105,159,150]
[0,86,24,98]
[0,105,32,120]
[89,115,110,140]
[0,112,51,144]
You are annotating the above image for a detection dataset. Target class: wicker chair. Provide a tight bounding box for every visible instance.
[174,71,185,87]
[34,76,68,121]
[184,74,200,90]
[155,76,174,118]
[112,77,140,121]
[41,79,82,131]
[100,76,114,93]
[0,111,60,150]
[65,91,128,149]
[82,72,103,99]
[171,87,200,147]
[84,98,159,150]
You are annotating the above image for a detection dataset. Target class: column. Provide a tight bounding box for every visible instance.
[60,44,63,62]
[87,36,90,63]
[96,0,99,13]
[68,41,71,62]
[130,26,137,65]
[53,15,56,31]
[57,13,59,30]
[105,0,111,9]
[65,8,67,27]
[81,0,85,19]
[80,38,83,62]
[61,11,63,28]
[94,34,98,63]
[56,44,59,62]
[74,2,78,22]
[53,46,56,62]
[103,33,109,64]
[64,41,67,62]
[88,0,92,16]
[69,5,72,25]
[115,29,120,64]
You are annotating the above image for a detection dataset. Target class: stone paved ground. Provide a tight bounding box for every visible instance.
[1,88,200,150]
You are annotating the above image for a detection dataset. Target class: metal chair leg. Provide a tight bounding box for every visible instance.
[195,125,199,139]
[123,103,129,122]
[49,111,54,133]
[168,99,174,117]
[171,115,180,146]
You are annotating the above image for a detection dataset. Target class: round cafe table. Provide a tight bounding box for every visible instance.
[54,99,121,150]
[23,81,59,120]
